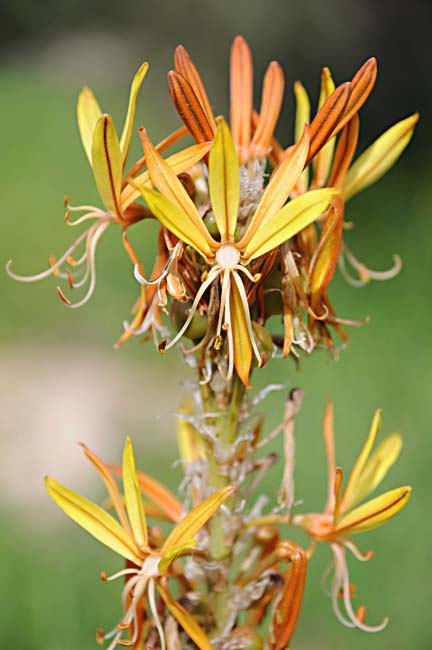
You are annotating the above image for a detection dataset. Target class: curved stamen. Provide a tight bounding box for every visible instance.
[330,545,355,628]
[6,227,92,282]
[333,544,388,633]
[148,578,166,650]
[62,222,109,308]
[341,243,402,287]
[66,210,110,227]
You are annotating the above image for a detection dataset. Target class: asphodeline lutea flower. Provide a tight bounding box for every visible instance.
[7,64,210,308]
[293,402,411,632]
[45,437,234,650]
[135,117,337,386]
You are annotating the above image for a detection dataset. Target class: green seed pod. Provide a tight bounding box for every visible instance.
[170,300,208,341]
[203,210,220,239]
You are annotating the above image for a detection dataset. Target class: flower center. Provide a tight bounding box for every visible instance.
[215,244,241,269]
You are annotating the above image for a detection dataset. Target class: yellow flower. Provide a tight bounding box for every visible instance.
[45,437,234,650]
[7,64,210,308]
[134,118,337,386]
[294,402,411,632]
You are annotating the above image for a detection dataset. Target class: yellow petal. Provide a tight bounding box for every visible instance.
[239,127,310,249]
[77,86,102,165]
[141,130,216,249]
[208,117,240,241]
[120,141,212,210]
[110,464,183,523]
[157,584,213,650]
[294,81,311,188]
[335,486,411,535]
[45,476,141,564]
[137,186,214,259]
[80,443,132,535]
[243,188,338,262]
[230,277,253,388]
[343,434,403,512]
[120,62,149,163]
[312,68,336,187]
[91,114,123,216]
[122,437,148,548]
[342,113,419,200]
[158,539,197,574]
[341,410,381,513]
[161,485,235,555]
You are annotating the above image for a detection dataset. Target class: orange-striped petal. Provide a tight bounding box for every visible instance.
[306,82,351,165]
[91,114,123,217]
[168,70,216,144]
[335,486,411,535]
[335,57,377,136]
[174,45,216,131]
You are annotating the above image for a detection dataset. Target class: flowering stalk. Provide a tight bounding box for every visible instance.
[10,35,417,650]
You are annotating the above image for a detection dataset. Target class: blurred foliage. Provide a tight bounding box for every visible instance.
[1,6,431,648]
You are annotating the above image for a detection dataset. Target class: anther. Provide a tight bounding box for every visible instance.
[57,286,71,305]
[96,628,106,645]
[100,571,108,582]
[158,339,167,353]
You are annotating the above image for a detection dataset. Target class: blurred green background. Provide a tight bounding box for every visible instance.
[1,1,431,648]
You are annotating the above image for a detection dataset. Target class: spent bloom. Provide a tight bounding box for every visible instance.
[293,402,411,631]
[46,437,234,650]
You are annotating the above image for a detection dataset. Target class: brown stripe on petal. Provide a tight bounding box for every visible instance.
[327,114,359,187]
[168,71,215,144]
[306,82,351,165]
[174,45,216,131]
[230,35,253,161]
[334,57,377,137]
[250,61,285,159]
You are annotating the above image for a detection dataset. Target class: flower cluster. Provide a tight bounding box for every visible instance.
[14,34,416,650]
[8,36,417,388]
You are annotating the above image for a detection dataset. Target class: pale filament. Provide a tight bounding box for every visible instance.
[331,543,388,633]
